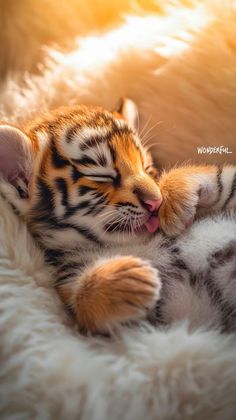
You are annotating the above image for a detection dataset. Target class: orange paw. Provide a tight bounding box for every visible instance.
[69,256,161,333]
[158,167,201,237]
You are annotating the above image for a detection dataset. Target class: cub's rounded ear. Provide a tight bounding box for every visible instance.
[115,97,138,131]
[0,125,33,192]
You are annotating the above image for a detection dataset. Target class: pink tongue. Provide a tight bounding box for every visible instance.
[144,215,160,233]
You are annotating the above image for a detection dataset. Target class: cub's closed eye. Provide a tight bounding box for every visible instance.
[87,174,115,183]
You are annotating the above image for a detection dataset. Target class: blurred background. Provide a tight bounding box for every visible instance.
[0,0,173,78]
[0,0,235,167]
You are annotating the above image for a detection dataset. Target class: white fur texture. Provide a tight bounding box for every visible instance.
[1,0,236,418]
[0,198,236,419]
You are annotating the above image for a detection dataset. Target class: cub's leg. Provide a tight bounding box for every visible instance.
[56,256,161,333]
[158,165,236,236]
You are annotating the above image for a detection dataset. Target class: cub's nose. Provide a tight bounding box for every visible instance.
[133,187,162,213]
[142,198,162,212]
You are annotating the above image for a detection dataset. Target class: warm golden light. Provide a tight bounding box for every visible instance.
[50,3,211,75]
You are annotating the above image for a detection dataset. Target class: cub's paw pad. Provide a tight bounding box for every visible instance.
[74,256,161,333]
[108,256,161,316]
[159,189,198,237]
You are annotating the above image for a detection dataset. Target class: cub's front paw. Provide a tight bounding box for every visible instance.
[72,256,161,333]
[158,169,200,237]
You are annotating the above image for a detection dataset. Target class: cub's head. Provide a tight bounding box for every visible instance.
[0,99,162,248]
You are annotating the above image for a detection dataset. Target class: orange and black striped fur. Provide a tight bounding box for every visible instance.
[0,99,236,333]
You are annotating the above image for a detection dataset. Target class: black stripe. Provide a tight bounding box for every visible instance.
[79,124,131,151]
[55,178,68,207]
[65,125,79,144]
[204,275,223,304]
[98,154,107,166]
[52,220,102,245]
[170,246,180,254]
[116,202,138,209]
[216,167,223,195]
[65,123,112,147]
[221,301,236,332]
[116,97,125,114]
[80,136,107,151]
[35,177,54,212]
[73,224,102,244]
[190,270,223,310]
[55,262,84,284]
[32,207,102,245]
[73,156,97,166]
[110,118,132,136]
[79,185,96,196]
[84,195,108,216]
[44,248,65,266]
[211,242,236,266]
[94,194,108,207]
[93,191,108,201]
[172,258,189,271]
[59,262,83,273]
[55,273,74,284]
[190,272,203,289]
[113,170,121,188]
[108,143,116,163]
[65,192,108,218]
[223,171,236,210]
[51,140,69,168]
[85,174,114,182]
[72,166,83,183]
[204,273,236,332]
[76,201,91,211]
[64,201,90,218]
[152,299,166,326]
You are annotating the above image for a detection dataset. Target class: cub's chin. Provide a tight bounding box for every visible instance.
[101,224,157,246]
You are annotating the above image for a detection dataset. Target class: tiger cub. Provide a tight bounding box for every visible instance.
[0,99,235,333]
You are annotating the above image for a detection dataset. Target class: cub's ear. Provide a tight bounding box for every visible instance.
[115,97,138,131]
[0,125,33,198]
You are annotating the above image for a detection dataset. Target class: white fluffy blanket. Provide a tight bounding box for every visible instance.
[1,198,236,419]
[0,1,236,418]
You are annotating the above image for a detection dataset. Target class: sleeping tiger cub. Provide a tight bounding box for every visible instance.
[0,99,235,333]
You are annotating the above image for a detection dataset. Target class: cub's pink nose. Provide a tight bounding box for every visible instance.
[142,197,162,212]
